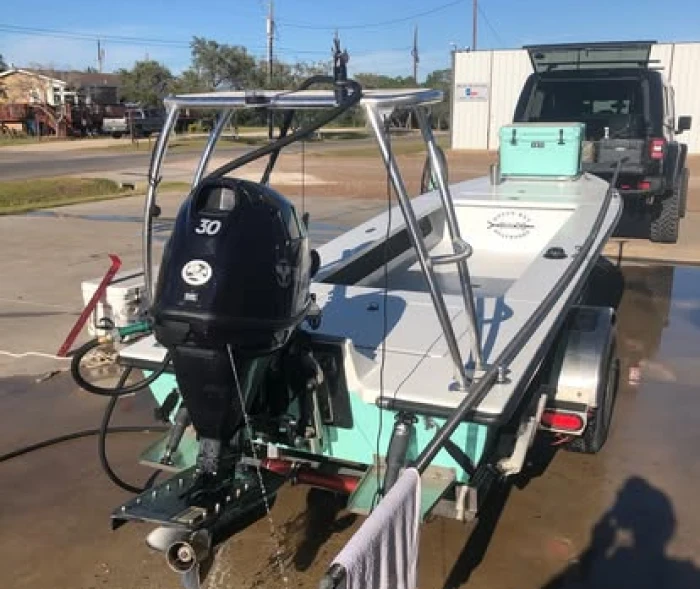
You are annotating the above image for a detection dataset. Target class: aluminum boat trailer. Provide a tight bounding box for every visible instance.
[71,45,623,588]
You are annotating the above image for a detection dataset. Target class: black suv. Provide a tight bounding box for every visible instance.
[513,41,692,243]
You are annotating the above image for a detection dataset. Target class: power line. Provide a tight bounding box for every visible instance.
[0,22,424,66]
[277,0,467,30]
[477,3,507,47]
[0,23,191,47]
[0,23,269,52]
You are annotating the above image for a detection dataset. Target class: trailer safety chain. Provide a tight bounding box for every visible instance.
[227,345,290,589]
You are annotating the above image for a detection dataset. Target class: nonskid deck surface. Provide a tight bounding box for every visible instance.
[311,172,621,419]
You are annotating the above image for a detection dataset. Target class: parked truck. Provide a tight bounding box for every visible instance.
[102,106,165,138]
[513,40,692,243]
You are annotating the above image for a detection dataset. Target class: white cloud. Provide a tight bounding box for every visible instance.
[349,49,451,80]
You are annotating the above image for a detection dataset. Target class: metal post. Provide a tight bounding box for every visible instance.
[415,107,484,370]
[412,26,419,84]
[143,104,180,303]
[366,106,469,390]
[192,110,232,187]
[266,0,275,140]
[472,0,478,51]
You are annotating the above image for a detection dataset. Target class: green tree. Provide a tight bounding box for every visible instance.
[0,54,7,72]
[354,73,415,89]
[190,37,258,90]
[118,60,174,106]
[173,68,211,94]
[423,68,451,129]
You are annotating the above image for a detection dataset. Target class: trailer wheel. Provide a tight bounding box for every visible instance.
[566,339,619,454]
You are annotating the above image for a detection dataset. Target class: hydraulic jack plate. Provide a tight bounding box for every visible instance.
[111,465,286,531]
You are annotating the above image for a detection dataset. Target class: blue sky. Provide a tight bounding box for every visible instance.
[0,0,699,80]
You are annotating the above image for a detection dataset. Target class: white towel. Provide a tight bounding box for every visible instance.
[330,467,422,589]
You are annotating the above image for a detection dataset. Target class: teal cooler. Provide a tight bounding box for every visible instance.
[499,122,585,178]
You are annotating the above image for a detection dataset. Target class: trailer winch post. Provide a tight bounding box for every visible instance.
[56,254,122,357]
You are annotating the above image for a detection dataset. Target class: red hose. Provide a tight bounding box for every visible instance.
[261,458,359,494]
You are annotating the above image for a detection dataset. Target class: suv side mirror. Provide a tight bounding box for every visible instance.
[677,115,692,134]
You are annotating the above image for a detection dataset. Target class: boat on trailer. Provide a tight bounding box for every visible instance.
[72,44,624,589]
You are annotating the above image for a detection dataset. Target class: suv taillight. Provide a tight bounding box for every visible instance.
[649,138,666,160]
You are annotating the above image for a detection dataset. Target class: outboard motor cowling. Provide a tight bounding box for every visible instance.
[151,177,317,481]
[153,177,313,354]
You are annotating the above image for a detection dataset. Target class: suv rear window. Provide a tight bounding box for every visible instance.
[522,78,646,140]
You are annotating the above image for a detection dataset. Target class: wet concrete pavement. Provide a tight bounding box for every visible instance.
[2,159,700,588]
[1,260,699,589]
[421,263,700,589]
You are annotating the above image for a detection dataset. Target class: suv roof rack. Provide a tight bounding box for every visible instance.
[523,40,658,73]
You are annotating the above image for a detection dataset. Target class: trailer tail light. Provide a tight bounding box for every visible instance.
[541,409,584,432]
[649,138,666,160]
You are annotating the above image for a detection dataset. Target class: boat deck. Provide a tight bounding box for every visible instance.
[310,172,622,422]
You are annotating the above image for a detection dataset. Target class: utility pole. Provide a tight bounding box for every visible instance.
[472,0,478,51]
[266,0,275,84]
[266,0,275,139]
[97,39,105,73]
[411,26,419,84]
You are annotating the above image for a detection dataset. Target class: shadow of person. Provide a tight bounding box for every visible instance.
[542,476,700,589]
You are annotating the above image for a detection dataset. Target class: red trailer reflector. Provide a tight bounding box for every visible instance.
[541,409,584,432]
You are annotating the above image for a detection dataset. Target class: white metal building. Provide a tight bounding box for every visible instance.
[450,42,700,153]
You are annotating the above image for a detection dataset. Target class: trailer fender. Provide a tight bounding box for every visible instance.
[543,305,616,432]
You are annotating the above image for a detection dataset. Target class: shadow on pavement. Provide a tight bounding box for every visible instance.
[441,436,560,589]
[542,477,700,589]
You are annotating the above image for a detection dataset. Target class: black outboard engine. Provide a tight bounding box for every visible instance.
[152,177,317,486]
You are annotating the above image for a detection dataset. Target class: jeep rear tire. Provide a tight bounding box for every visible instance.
[650,183,680,244]
[679,168,689,218]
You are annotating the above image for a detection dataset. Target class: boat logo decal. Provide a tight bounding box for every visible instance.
[181,259,212,286]
[275,258,292,287]
[487,211,535,239]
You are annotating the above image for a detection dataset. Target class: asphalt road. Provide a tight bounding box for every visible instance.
[0,146,224,181]
[0,136,382,181]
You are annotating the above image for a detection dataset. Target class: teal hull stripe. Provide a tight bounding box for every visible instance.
[147,374,488,483]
